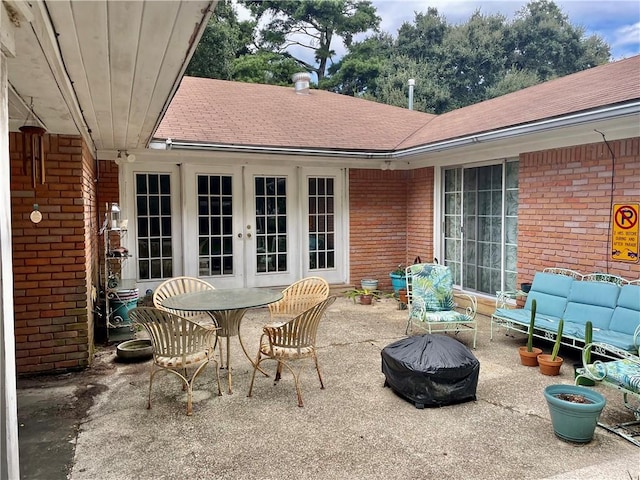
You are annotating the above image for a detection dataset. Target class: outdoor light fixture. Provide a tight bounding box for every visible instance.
[19,97,47,187]
[115,150,136,165]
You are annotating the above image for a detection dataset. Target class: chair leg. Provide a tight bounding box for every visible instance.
[313,355,325,389]
[147,369,155,410]
[275,361,284,383]
[247,351,263,398]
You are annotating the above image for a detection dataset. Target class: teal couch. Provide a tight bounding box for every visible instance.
[491,271,640,355]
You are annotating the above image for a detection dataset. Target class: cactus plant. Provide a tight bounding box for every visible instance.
[584,321,593,364]
[550,319,564,361]
[527,299,537,352]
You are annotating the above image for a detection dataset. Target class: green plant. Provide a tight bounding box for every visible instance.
[551,319,564,361]
[584,321,593,364]
[527,299,537,352]
[343,288,380,303]
[391,264,406,276]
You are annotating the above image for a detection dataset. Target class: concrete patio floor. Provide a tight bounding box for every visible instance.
[17,296,640,479]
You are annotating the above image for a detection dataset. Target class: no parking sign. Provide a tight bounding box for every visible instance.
[612,203,639,263]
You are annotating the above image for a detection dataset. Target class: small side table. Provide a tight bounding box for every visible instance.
[496,290,528,309]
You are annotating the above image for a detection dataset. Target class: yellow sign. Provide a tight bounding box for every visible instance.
[612,203,639,263]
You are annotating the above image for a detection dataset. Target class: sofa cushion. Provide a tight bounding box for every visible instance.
[591,330,638,352]
[608,284,640,336]
[562,281,620,330]
[523,272,574,319]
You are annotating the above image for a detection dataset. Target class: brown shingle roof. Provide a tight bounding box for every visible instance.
[155,77,435,151]
[398,55,640,149]
[155,55,640,152]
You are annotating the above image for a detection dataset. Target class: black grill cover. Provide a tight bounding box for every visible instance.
[381,334,479,408]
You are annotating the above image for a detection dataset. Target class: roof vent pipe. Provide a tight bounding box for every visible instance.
[292,72,311,95]
[408,78,415,110]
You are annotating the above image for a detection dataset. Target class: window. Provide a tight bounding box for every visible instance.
[308,177,335,270]
[197,175,234,276]
[136,173,172,280]
[255,176,288,273]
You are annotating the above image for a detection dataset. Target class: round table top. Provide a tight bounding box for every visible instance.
[160,288,283,312]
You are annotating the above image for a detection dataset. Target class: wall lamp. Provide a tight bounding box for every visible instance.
[115,150,136,165]
[380,160,395,171]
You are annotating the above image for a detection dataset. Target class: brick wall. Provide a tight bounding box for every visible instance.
[518,137,640,283]
[10,133,94,374]
[406,167,435,264]
[349,169,408,290]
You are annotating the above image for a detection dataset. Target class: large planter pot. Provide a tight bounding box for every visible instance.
[389,273,407,293]
[359,294,373,305]
[543,384,606,443]
[518,346,542,366]
[538,354,564,375]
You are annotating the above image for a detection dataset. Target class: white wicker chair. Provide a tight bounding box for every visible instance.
[268,276,330,320]
[248,296,336,407]
[153,276,215,325]
[129,307,221,416]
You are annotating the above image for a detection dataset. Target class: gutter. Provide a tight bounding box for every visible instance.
[152,101,640,159]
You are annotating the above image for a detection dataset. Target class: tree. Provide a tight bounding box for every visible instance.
[232,51,301,85]
[241,0,380,82]
[186,0,255,80]
[507,0,610,80]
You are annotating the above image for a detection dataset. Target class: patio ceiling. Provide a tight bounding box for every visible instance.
[6,0,215,159]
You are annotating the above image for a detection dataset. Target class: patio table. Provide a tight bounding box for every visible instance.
[160,288,283,394]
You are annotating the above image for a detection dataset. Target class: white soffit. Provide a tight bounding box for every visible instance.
[7,0,215,155]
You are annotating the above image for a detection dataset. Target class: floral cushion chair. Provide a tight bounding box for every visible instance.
[405,263,478,348]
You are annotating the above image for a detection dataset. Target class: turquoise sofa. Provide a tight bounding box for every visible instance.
[491,271,640,355]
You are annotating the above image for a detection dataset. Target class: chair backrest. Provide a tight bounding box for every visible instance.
[129,307,214,359]
[407,263,455,312]
[265,296,336,349]
[153,276,215,318]
[582,272,628,286]
[268,276,330,319]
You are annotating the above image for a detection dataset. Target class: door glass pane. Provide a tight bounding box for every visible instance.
[443,162,519,295]
[255,176,288,273]
[136,173,172,280]
[198,175,234,276]
[308,177,335,271]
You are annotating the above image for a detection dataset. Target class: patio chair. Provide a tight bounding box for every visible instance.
[247,296,337,407]
[129,306,221,416]
[405,263,478,348]
[153,276,215,325]
[268,276,330,320]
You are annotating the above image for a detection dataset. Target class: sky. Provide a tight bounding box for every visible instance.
[237,0,640,67]
[368,0,640,60]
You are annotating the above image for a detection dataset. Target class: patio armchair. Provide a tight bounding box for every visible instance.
[248,296,337,407]
[268,276,330,320]
[153,276,216,326]
[405,263,478,348]
[129,306,222,416]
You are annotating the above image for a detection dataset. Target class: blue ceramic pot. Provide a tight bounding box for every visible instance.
[543,384,606,443]
[389,273,407,293]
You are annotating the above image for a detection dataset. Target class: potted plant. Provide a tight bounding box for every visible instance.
[389,264,407,294]
[543,384,606,443]
[343,288,379,305]
[537,319,564,375]
[518,299,542,366]
[575,321,596,386]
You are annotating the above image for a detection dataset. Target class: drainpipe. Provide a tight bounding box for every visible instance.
[408,79,415,110]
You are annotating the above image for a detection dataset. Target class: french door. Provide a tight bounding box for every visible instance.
[179,165,343,288]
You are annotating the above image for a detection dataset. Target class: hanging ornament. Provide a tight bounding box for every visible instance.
[30,204,42,224]
[19,97,47,188]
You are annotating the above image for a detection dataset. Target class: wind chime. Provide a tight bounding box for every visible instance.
[19,97,47,188]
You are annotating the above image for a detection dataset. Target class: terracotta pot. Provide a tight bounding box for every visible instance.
[537,354,564,376]
[398,289,407,304]
[360,294,373,305]
[518,346,542,366]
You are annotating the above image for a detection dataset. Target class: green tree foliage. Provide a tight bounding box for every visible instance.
[241,0,380,82]
[327,0,610,113]
[232,51,301,85]
[186,0,255,80]
[507,0,610,80]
